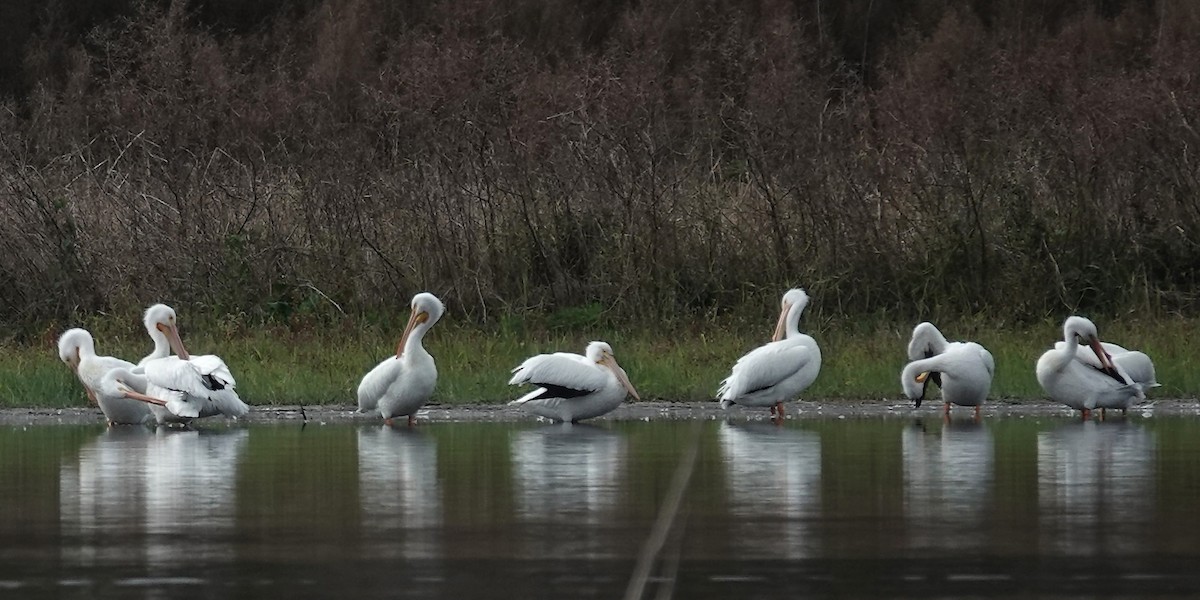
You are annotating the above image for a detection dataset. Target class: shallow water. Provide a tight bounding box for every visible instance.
[2,416,1200,598]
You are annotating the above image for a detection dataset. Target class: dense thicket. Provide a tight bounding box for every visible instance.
[1,0,1198,335]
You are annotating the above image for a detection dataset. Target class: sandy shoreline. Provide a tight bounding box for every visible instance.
[2,398,1198,426]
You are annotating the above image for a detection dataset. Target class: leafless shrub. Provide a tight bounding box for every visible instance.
[1,0,1198,335]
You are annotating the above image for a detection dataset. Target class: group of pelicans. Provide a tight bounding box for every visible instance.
[55,288,1159,427]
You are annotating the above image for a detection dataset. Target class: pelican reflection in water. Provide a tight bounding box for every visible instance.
[902,419,994,552]
[718,421,821,559]
[357,426,442,559]
[59,427,157,566]
[1037,420,1155,555]
[511,424,627,557]
[59,428,248,569]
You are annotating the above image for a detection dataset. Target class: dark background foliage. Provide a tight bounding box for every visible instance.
[1,0,1197,336]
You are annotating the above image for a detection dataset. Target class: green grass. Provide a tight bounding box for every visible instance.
[5,316,1198,408]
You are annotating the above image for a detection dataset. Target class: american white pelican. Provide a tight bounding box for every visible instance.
[718,288,822,419]
[357,293,445,426]
[906,322,961,399]
[1036,316,1143,419]
[94,367,184,425]
[139,304,250,424]
[508,341,640,423]
[57,328,152,424]
[901,335,994,418]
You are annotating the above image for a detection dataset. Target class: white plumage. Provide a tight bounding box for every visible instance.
[57,328,153,425]
[901,322,994,417]
[1054,341,1159,394]
[138,304,249,424]
[1036,316,1144,419]
[718,288,822,419]
[901,340,994,419]
[907,321,957,362]
[95,367,183,425]
[358,293,444,426]
[509,341,640,423]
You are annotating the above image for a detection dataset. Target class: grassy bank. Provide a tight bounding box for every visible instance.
[3,316,1196,409]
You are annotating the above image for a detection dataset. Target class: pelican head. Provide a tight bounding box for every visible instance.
[1063,315,1115,372]
[587,341,641,401]
[772,288,810,342]
[900,361,934,404]
[57,328,94,372]
[144,303,190,360]
[396,292,445,357]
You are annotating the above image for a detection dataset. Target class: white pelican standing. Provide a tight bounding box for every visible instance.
[139,304,250,424]
[56,328,154,425]
[718,288,822,420]
[358,293,444,426]
[906,321,961,400]
[1036,316,1143,420]
[508,341,640,423]
[900,322,995,418]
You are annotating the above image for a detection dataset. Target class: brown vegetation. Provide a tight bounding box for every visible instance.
[1,0,1198,336]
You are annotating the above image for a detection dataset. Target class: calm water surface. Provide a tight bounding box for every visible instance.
[2,416,1200,598]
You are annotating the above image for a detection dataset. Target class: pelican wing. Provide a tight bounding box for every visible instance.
[974,344,996,378]
[357,356,401,412]
[1112,351,1158,387]
[143,355,248,418]
[509,353,606,392]
[718,341,814,400]
[188,354,238,388]
[1052,341,1135,386]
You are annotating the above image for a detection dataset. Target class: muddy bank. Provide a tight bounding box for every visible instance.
[2,399,1198,426]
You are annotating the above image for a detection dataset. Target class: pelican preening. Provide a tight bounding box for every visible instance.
[358,293,445,426]
[901,322,995,419]
[139,304,249,424]
[1036,316,1148,420]
[508,341,640,423]
[718,288,822,420]
[56,305,248,427]
[57,328,155,425]
[906,321,959,401]
[57,328,134,408]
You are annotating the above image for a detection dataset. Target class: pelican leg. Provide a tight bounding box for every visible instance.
[773,402,785,423]
[1100,408,1107,421]
[384,418,394,427]
[973,405,981,421]
[943,402,951,416]
[407,414,416,427]
[1081,408,1092,421]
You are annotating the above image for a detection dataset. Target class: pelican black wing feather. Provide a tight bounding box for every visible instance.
[529,383,595,401]
[1092,364,1129,385]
